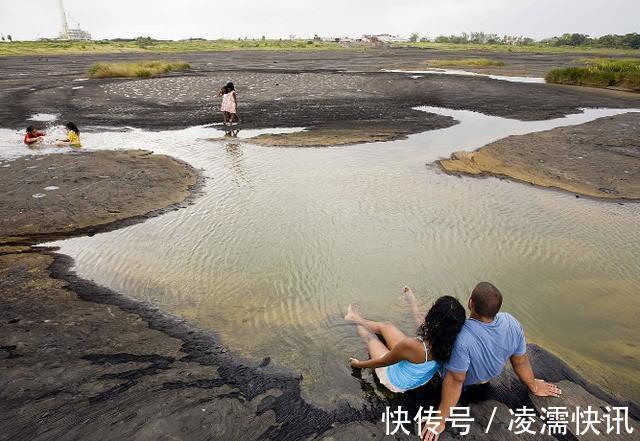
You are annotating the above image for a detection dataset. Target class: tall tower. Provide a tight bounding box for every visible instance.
[58,0,70,39]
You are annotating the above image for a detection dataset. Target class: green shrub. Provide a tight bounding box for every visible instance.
[545,59,640,91]
[88,60,191,79]
[134,68,152,78]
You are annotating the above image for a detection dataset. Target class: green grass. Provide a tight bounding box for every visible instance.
[0,39,345,56]
[545,58,640,91]
[425,58,506,68]
[395,41,640,56]
[88,60,191,78]
[2,39,638,58]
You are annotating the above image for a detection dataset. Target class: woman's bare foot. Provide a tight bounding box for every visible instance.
[344,303,361,321]
[402,285,416,301]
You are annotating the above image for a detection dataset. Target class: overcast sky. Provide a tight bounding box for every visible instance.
[1,0,638,41]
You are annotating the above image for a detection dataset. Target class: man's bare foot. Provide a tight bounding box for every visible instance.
[344,303,361,321]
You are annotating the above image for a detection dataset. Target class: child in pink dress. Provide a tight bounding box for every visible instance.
[220,82,239,125]
[217,85,229,125]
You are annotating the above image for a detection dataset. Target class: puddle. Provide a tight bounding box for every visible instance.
[27,113,60,122]
[203,126,305,140]
[384,69,545,84]
[1,107,638,407]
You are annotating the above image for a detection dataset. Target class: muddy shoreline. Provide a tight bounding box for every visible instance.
[2,49,639,134]
[438,112,640,200]
[0,150,200,244]
[2,49,639,198]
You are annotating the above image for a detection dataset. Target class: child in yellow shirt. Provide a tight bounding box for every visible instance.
[56,122,81,148]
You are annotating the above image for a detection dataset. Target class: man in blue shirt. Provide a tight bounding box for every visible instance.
[423,282,562,441]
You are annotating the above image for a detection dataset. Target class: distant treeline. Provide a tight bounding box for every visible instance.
[428,32,640,49]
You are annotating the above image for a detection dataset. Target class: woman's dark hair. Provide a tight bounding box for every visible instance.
[66,122,79,134]
[225,82,235,91]
[26,126,35,133]
[418,295,466,362]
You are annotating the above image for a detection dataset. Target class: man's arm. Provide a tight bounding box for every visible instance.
[422,370,466,441]
[510,354,562,397]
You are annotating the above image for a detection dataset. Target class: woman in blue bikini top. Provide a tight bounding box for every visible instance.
[346,287,466,393]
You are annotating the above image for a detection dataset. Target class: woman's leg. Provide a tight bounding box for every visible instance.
[345,304,408,349]
[356,324,389,359]
[402,286,424,327]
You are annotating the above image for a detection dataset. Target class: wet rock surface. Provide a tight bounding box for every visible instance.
[0,150,198,243]
[439,112,640,200]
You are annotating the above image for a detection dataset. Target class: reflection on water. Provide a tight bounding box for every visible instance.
[225,142,251,187]
[2,107,637,406]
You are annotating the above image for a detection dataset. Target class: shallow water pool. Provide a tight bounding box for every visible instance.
[3,107,638,407]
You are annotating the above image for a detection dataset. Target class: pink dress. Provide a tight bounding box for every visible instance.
[220,91,237,113]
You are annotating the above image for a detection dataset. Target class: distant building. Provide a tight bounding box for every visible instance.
[61,27,92,41]
[364,34,408,43]
[57,0,91,40]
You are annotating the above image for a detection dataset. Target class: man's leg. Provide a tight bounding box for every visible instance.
[345,303,408,349]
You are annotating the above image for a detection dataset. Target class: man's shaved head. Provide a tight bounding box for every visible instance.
[470,282,503,319]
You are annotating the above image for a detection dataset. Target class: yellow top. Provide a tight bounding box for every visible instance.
[68,130,81,147]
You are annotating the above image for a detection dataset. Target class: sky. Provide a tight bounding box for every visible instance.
[0,0,638,41]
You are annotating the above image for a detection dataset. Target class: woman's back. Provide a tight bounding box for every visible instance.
[387,338,440,391]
